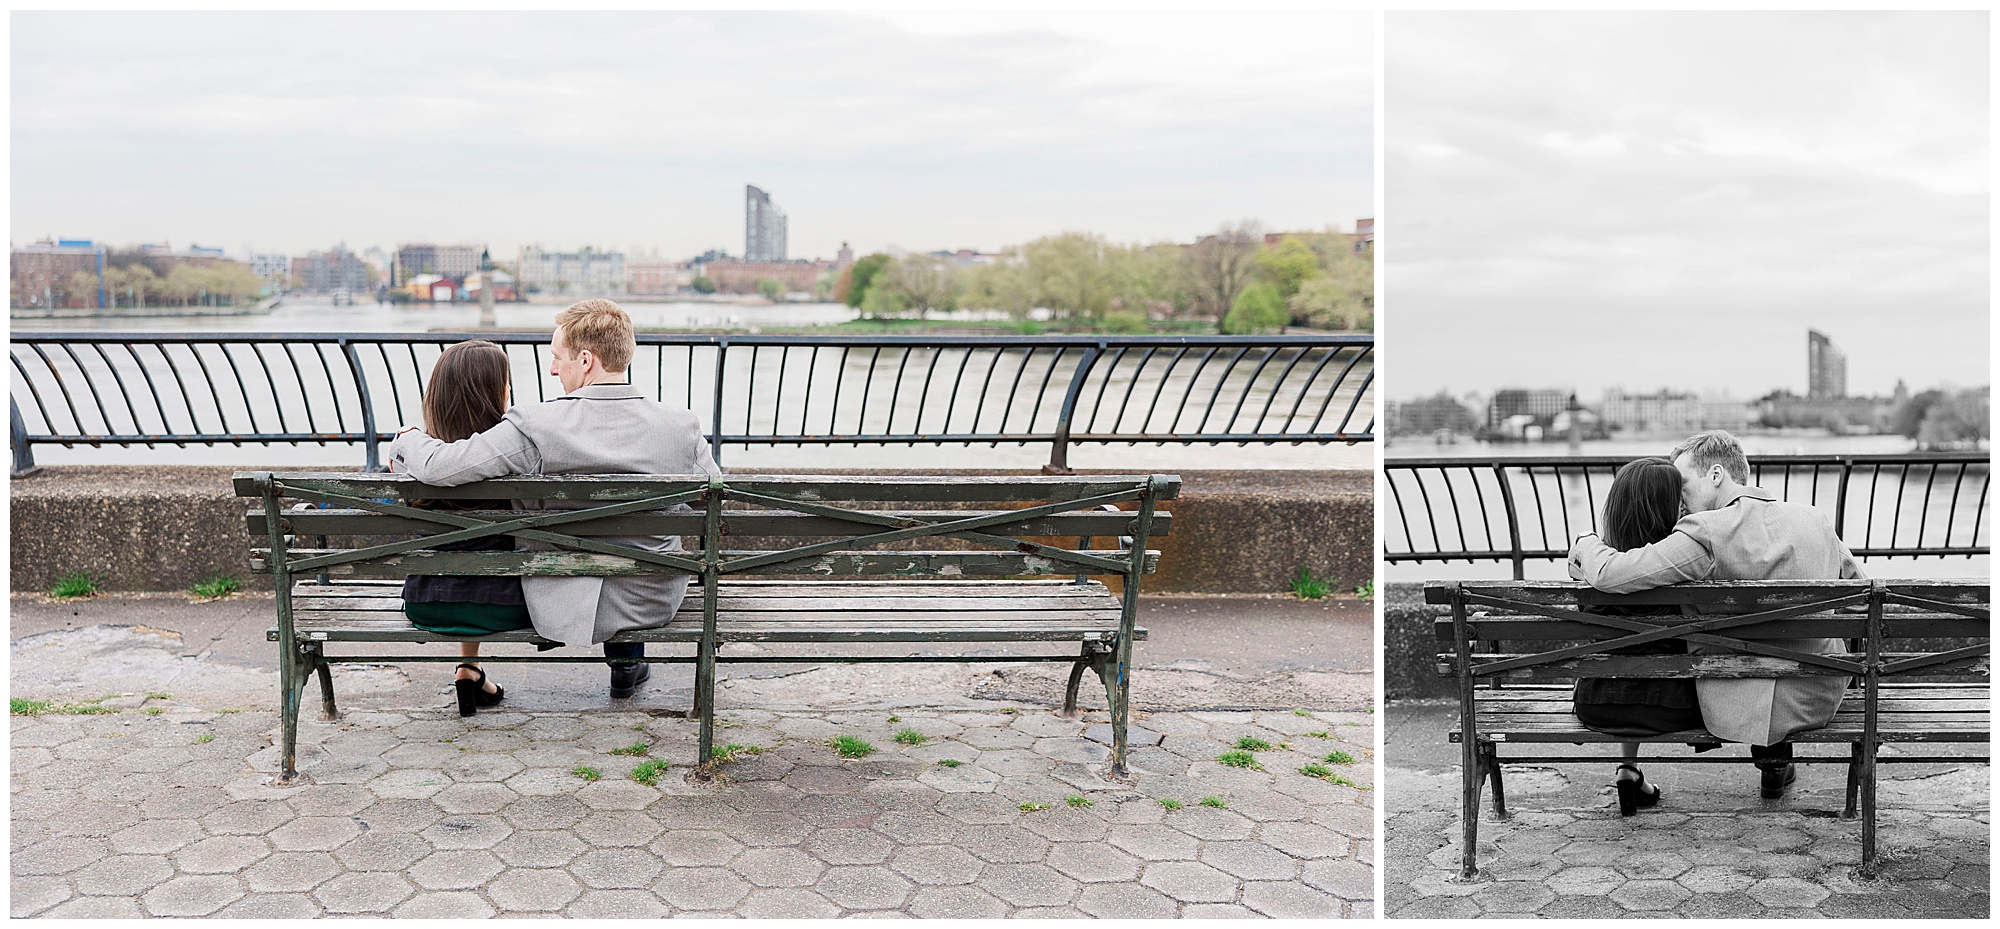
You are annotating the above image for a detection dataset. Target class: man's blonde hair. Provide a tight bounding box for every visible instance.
[555,299,634,373]
[1670,430,1751,484]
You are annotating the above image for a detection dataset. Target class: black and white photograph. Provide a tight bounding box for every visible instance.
[1379,11,1989,919]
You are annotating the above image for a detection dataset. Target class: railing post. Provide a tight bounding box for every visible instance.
[11,395,39,478]
[709,340,728,467]
[1044,344,1102,474]
[1833,457,1852,540]
[338,340,383,472]
[1492,462,1525,580]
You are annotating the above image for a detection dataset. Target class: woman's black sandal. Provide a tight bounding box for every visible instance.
[1615,763,1662,816]
[454,663,504,717]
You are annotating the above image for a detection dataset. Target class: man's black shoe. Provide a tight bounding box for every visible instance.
[1759,763,1796,799]
[610,662,651,699]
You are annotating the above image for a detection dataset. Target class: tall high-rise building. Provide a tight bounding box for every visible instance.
[745,185,788,262]
[1808,329,1847,400]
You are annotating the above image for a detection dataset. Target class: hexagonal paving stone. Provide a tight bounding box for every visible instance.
[652,866,751,911]
[8,874,72,918]
[388,892,497,918]
[269,816,364,853]
[909,885,1010,918]
[1047,842,1143,883]
[1140,860,1240,904]
[1107,823,1200,861]
[571,847,666,890]
[1076,881,1182,918]
[72,853,175,896]
[731,846,828,888]
[1019,807,1112,842]
[806,827,894,865]
[110,819,206,855]
[1303,858,1373,901]
[420,815,513,850]
[43,896,148,919]
[739,887,842,919]
[1258,821,1343,859]
[350,798,446,835]
[1477,880,1562,915]
[1608,878,1693,912]
[1546,865,1626,896]
[1747,877,1833,909]
[494,829,590,868]
[1679,864,1760,894]
[935,792,1023,825]
[366,767,451,800]
[891,845,986,886]
[1615,850,1693,881]
[500,795,589,831]
[575,778,661,811]
[333,831,433,872]
[917,762,1003,793]
[561,889,668,919]
[1200,840,1301,881]
[140,874,245,917]
[980,863,1082,908]
[1242,880,1343,918]
[313,872,416,914]
[487,867,582,911]
[406,849,506,891]
[173,835,273,874]
[243,851,341,893]
[818,865,917,911]
[429,782,516,815]
[652,830,746,867]
[574,809,667,848]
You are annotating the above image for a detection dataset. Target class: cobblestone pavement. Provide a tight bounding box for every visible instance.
[11,696,1372,917]
[1383,703,1989,919]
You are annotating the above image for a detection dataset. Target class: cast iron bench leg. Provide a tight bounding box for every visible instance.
[314,647,338,721]
[1843,742,1862,820]
[1459,743,1483,879]
[1061,645,1092,718]
[1480,741,1508,820]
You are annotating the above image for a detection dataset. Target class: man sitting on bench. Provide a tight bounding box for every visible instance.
[391,299,722,699]
[1567,430,1863,799]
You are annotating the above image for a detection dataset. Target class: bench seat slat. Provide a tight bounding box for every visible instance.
[1425,579,1990,606]
[237,473,1182,502]
[253,508,1171,538]
[1438,654,1989,679]
[295,595,1125,612]
[1434,615,1990,640]
[254,549,1160,578]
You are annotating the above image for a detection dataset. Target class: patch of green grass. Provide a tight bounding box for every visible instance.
[193,732,215,744]
[48,572,101,599]
[144,707,164,716]
[713,744,764,764]
[1325,750,1355,765]
[1065,794,1093,809]
[829,735,876,759]
[1216,750,1263,770]
[1330,773,1366,789]
[1294,709,1312,716]
[11,696,115,716]
[218,707,242,715]
[1354,579,1374,599]
[1234,736,1274,752]
[1301,763,1335,779]
[1019,801,1051,812]
[936,759,963,768]
[894,728,927,746]
[887,715,901,723]
[1288,564,1331,600]
[629,759,671,786]
[997,707,1019,714]
[572,766,602,781]
[190,576,240,599]
[1198,796,1227,809]
[1159,798,1184,811]
[609,741,650,756]
[146,692,171,700]
[1304,730,1330,739]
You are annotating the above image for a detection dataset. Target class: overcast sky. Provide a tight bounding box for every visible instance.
[1387,11,1988,399]
[11,11,1373,262]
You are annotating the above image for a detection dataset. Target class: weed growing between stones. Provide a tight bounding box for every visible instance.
[895,728,927,746]
[572,766,602,781]
[1159,798,1185,811]
[1217,750,1263,770]
[713,744,764,764]
[1302,763,1335,779]
[1288,564,1331,600]
[630,759,670,786]
[609,741,650,756]
[1305,730,1331,739]
[10,696,115,716]
[1325,750,1355,765]
[193,733,215,744]
[190,576,240,599]
[1019,801,1051,812]
[48,573,101,599]
[829,735,876,758]
[1199,796,1228,809]
[1066,795,1093,808]
[936,759,963,768]
[1235,736,1274,751]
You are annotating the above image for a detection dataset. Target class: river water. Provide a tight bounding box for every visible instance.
[11,298,1374,471]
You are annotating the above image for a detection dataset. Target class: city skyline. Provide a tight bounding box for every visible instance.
[1386,11,1988,398]
[11,11,1373,260]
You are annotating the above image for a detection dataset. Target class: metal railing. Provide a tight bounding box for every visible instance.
[11,332,1373,475]
[1386,453,1990,578]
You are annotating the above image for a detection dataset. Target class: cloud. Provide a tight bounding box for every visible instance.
[10,11,1374,259]
[1387,10,1988,398]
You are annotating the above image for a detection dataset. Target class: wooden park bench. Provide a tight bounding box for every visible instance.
[1429,579,1989,879]
[238,472,1176,783]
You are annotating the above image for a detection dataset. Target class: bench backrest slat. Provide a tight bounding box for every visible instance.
[233,473,1182,503]
[249,508,1172,539]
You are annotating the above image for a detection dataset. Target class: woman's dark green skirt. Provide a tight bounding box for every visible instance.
[404,601,533,637]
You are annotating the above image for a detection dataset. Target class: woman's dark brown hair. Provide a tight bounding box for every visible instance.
[1602,457,1684,552]
[423,340,511,442]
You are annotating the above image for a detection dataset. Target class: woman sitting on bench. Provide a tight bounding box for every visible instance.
[1572,457,1706,815]
[397,340,533,716]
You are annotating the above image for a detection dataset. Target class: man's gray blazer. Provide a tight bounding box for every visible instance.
[389,382,721,647]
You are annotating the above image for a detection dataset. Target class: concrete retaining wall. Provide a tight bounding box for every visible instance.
[9,466,1372,595]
